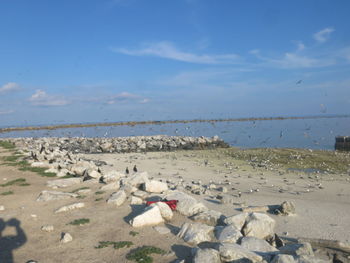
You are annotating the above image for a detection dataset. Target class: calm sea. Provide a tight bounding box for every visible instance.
[1,117,349,150]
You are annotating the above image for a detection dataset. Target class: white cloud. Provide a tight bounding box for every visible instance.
[107,92,149,104]
[0,110,14,115]
[112,41,240,64]
[29,89,69,106]
[296,41,305,52]
[0,82,20,94]
[313,27,335,43]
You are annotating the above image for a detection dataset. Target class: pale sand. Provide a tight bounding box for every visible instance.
[0,148,349,263]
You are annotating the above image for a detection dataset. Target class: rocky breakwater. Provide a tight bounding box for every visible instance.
[10,135,228,154]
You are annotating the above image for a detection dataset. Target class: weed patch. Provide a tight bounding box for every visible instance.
[68,218,90,226]
[95,241,133,249]
[126,246,166,263]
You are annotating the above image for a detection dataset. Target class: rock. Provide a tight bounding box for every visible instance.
[69,165,86,176]
[193,248,221,263]
[107,190,127,206]
[77,189,91,195]
[130,205,164,227]
[41,225,54,232]
[218,243,263,263]
[242,212,276,239]
[100,171,125,183]
[279,201,296,216]
[191,210,224,226]
[165,191,208,216]
[177,222,214,245]
[153,226,171,235]
[100,181,120,191]
[60,232,73,243]
[144,180,168,193]
[215,225,243,243]
[240,236,279,253]
[46,178,82,188]
[296,255,330,263]
[123,172,150,187]
[224,212,249,229]
[130,196,143,205]
[220,194,236,204]
[271,254,297,263]
[54,202,85,213]
[0,205,4,211]
[132,190,149,199]
[56,169,71,177]
[36,191,78,202]
[151,202,173,221]
[31,161,48,168]
[279,242,314,257]
[87,170,102,179]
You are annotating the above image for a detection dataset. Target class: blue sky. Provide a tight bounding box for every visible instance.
[1,0,350,126]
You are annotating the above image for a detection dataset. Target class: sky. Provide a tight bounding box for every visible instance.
[1,0,350,127]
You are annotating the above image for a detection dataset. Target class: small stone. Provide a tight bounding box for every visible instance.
[0,205,5,211]
[60,232,73,243]
[41,225,54,232]
[144,180,168,193]
[55,202,85,213]
[153,226,171,235]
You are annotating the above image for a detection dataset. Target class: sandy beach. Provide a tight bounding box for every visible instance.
[0,139,349,263]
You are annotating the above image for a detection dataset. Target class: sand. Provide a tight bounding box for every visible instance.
[0,147,349,263]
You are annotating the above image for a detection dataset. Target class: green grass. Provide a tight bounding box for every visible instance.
[76,195,86,199]
[0,178,26,187]
[1,191,14,195]
[0,141,15,150]
[126,246,167,263]
[129,231,139,237]
[95,241,133,249]
[71,187,90,193]
[95,197,103,201]
[2,155,21,162]
[18,166,56,177]
[95,191,105,195]
[68,218,90,226]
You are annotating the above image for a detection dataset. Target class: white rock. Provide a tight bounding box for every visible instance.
[165,191,207,216]
[271,254,297,263]
[56,169,71,177]
[31,161,48,168]
[242,212,276,239]
[240,236,279,253]
[193,248,221,263]
[215,225,243,243]
[41,225,54,232]
[130,196,143,205]
[60,232,73,243]
[107,190,127,206]
[144,180,168,193]
[36,191,78,202]
[0,205,4,211]
[224,212,249,230]
[100,181,120,191]
[69,165,86,176]
[46,178,82,188]
[55,202,85,213]
[153,226,171,235]
[177,222,214,245]
[218,243,263,263]
[132,190,149,199]
[191,210,224,226]
[130,205,164,227]
[88,170,101,179]
[123,171,150,187]
[100,171,125,184]
[45,168,59,174]
[151,202,173,221]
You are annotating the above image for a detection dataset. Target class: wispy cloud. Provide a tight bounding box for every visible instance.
[0,110,14,115]
[106,92,149,104]
[313,27,334,43]
[0,82,20,94]
[29,89,69,106]
[112,41,240,64]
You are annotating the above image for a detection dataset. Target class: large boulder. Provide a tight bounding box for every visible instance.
[218,243,263,263]
[130,206,164,227]
[191,210,224,226]
[150,202,173,221]
[240,236,279,253]
[36,191,78,202]
[224,212,249,230]
[177,222,214,245]
[107,190,127,206]
[192,248,221,263]
[122,172,150,187]
[279,242,314,257]
[271,254,297,263]
[242,213,276,239]
[46,178,82,188]
[143,180,168,193]
[165,191,207,216]
[215,225,243,243]
[100,171,125,184]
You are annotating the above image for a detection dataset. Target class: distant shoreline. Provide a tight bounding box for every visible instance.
[1,114,349,133]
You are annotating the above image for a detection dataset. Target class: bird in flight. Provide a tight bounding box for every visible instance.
[296,80,302,85]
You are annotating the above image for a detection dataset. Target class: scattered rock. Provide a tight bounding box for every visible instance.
[151,202,173,221]
[107,190,127,206]
[41,225,54,232]
[0,205,4,211]
[240,236,279,253]
[242,212,276,239]
[279,201,296,216]
[144,180,168,193]
[130,205,164,227]
[55,202,85,213]
[165,191,207,216]
[271,254,297,263]
[191,210,224,226]
[36,191,78,202]
[100,181,120,191]
[153,226,171,235]
[224,212,249,229]
[100,171,125,183]
[177,222,214,245]
[279,242,314,257]
[130,196,143,205]
[123,172,150,188]
[192,248,221,263]
[215,225,243,243]
[60,232,73,243]
[218,243,263,263]
[46,178,82,188]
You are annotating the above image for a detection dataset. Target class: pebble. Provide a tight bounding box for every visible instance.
[60,232,73,243]
[41,225,54,232]
[0,205,5,211]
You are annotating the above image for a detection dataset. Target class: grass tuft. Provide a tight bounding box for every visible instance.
[0,141,15,150]
[95,197,103,201]
[71,187,90,193]
[126,246,167,263]
[95,241,133,249]
[95,191,105,195]
[1,191,14,195]
[68,218,90,226]
[0,178,26,187]
[129,231,139,237]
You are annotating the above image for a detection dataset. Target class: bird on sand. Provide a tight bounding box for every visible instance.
[133,165,138,172]
[125,167,129,174]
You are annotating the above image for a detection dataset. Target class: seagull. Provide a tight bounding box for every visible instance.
[296,80,302,85]
[125,167,129,174]
[133,165,138,172]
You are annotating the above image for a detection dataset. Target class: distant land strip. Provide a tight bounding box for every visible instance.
[1,114,349,134]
